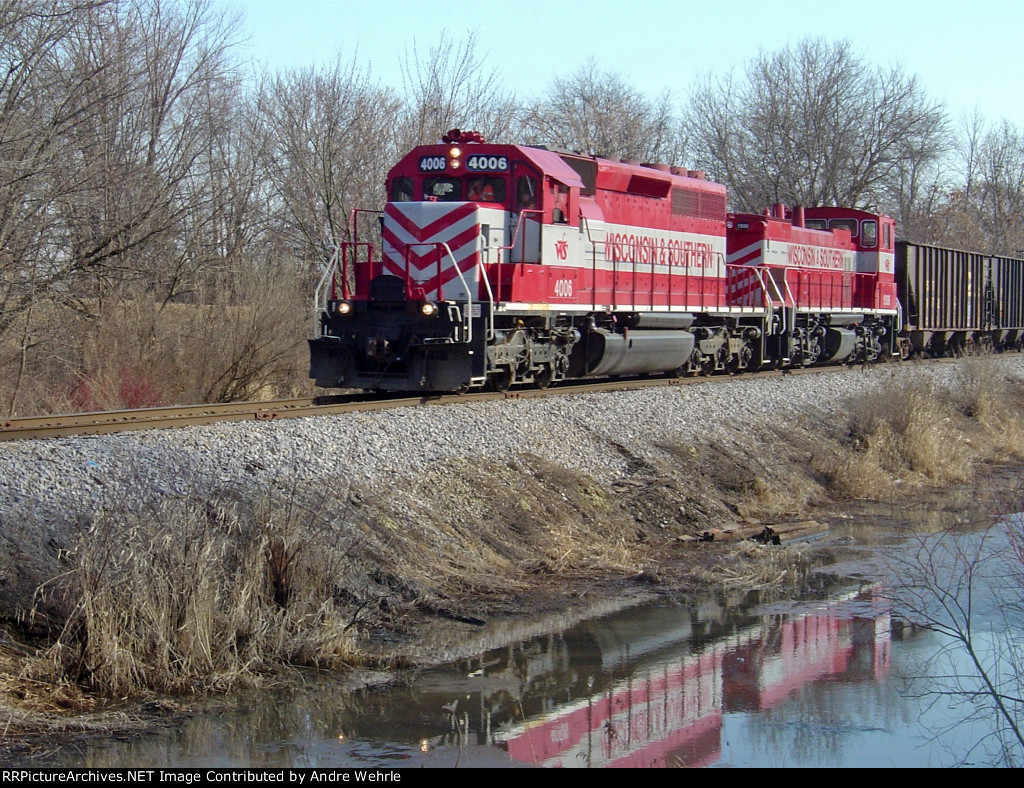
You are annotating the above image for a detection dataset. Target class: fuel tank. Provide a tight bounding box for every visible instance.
[568,328,695,377]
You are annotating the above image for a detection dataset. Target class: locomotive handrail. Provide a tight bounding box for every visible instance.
[740,263,787,331]
[315,241,378,316]
[438,241,475,345]
[399,242,443,300]
[476,231,496,341]
[349,208,383,248]
[313,244,346,336]
[500,208,543,265]
[399,241,477,346]
[578,215,599,311]
[710,250,727,310]
[726,262,773,309]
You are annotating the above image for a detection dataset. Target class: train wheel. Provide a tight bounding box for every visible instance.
[728,343,754,375]
[534,364,553,389]
[490,367,513,392]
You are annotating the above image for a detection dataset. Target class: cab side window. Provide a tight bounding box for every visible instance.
[829,218,858,236]
[552,183,568,223]
[390,177,413,202]
[515,176,537,210]
[861,220,878,248]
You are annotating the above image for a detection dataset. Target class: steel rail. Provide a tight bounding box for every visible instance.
[0,396,355,441]
[0,356,967,443]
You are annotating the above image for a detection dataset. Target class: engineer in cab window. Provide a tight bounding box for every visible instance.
[516,176,537,210]
[552,184,568,223]
[467,178,495,201]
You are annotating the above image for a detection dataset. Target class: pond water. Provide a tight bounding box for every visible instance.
[20,516,1024,768]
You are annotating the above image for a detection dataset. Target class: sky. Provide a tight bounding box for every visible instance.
[215,0,1024,133]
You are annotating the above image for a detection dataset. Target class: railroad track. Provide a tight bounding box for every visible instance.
[0,357,957,442]
[0,394,418,441]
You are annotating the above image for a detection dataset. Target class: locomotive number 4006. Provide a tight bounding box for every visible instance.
[466,155,509,172]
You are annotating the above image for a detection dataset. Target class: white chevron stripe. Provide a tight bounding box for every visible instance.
[384,211,479,249]
[727,241,764,264]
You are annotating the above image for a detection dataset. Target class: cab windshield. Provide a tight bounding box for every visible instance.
[423,177,462,201]
[465,176,506,203]
[419,176,508,203]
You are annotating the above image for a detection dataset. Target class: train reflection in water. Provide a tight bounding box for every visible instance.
[417,586,890,768]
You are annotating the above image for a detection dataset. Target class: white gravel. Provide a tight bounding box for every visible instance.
[2,358,1021,526]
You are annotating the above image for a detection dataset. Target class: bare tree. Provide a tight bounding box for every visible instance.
[887,520,1024,766]
[0,0,244,328]
[520,58,683,163]
[399,29,518,148]
[0,0,118,413]
[54,0,244,304]
[920,114,1024,254]
[0,0,285,414]
[962,120,1024,255]
[253,54,402,267]
[684,38,948,213]
[0,0,109,343]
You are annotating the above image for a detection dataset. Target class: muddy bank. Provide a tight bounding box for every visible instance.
[1,359,1024,753]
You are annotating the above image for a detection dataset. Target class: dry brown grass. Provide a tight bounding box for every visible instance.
[26,481,366,697]
[952,357,1024,462]
[815,359,1024,498]
[364,454,656,586]
[6,455,687,703]
[0,266,313,417]
[817,374,973,498]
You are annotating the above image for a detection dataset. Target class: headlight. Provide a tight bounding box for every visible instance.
[420,302,437,317]
[333,300,352,315]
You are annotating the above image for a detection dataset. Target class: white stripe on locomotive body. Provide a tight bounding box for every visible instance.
[380,203,896,315]
[531,217,762,314]
[859,251,895,274]
[727,241,765,266]
[541,219,729,276]
[727,239,897,277]
[727,239,857,272]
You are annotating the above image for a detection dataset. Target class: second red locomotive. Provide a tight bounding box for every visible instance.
[310,130,901,392]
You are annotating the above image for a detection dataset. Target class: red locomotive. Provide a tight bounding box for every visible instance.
[309,130,901,392]
[727,204,898,368]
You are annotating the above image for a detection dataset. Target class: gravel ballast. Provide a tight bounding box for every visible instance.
[3,358,1021,528]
